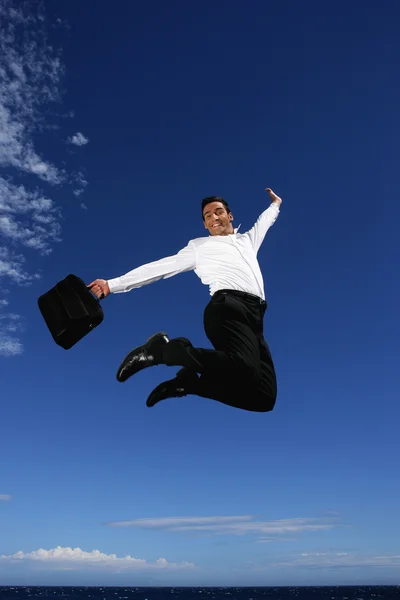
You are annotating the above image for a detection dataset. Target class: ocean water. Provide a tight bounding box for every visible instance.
[0,588,399,600]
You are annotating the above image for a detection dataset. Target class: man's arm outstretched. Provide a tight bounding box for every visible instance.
[89,242,197,299]
[245,188,283,253]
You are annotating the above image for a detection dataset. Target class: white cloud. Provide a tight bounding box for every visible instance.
[0,546,195,572]
[111,516,253,528]
[72,171,88,199]
[256,537,296,543]
[108,515,338,540]
[68,132,89,146]
[0,178,61,254]
[0,245,37,356]
[0,312,23,332]
[0,2,64,184]
[0,494,12,500]
[0,246,39,283]
[0,0,88,356]
[271,552,400,569]
[0,308,24,356]
[0,334,21,355]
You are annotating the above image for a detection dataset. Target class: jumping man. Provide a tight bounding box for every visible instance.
[89,187,283,412]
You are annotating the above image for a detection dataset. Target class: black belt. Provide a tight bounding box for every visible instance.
[214,288,266,306]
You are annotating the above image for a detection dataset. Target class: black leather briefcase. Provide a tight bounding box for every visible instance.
[38,274,104,349]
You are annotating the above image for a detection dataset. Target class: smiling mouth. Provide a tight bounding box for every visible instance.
[212,223,222,228]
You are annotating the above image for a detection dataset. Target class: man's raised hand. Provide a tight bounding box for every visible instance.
[266,188,283,206]
[88,279,110,299]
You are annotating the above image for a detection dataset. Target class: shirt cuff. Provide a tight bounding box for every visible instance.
[107,277,123,293]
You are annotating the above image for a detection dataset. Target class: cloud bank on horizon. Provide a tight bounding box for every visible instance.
[0,546,195,572]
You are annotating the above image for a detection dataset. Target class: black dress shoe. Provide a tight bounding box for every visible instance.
[146,368,199,407]
[116,332,169,382]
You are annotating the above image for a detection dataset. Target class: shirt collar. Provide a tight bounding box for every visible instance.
[207,224,241,237]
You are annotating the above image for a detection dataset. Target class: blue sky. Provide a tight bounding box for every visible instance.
[0,0,399,587]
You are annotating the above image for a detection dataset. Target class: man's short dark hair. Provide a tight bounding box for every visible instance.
[201,196,231,220]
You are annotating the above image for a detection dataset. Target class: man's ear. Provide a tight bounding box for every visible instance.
[229,213,233,221]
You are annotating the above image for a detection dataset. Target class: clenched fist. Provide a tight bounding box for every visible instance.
[88,279,110,299]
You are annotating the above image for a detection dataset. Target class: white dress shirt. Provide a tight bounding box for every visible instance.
[107,202,280,301]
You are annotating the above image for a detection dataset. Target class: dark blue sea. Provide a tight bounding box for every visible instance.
[0,588,399,600]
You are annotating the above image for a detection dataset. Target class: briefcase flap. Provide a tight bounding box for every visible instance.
[57,275,96,320]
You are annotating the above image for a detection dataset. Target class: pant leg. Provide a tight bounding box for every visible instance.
[194,297,277,411]
[162,293,262,378]
[255,335,277,411]
[162,293,276,412]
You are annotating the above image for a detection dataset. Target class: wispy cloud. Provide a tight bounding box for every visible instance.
[0,494,12,501]
[0,546,195,572]
[72,170,88,199]
[0,309,24,355]
[68,132,89,146]
[0,178,61,254]
[0,1,64,184]
[110,516,254,529]
[108,515,338,540]
[0,247,37,281]
[271,551,400,569]
[0,0,88,356]
[256,537,296,543]
[0,337,21,355]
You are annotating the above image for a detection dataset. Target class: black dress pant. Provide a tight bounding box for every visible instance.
[162,289,277,412]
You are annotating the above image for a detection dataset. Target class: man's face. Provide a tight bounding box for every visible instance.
[203,201,234,236]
